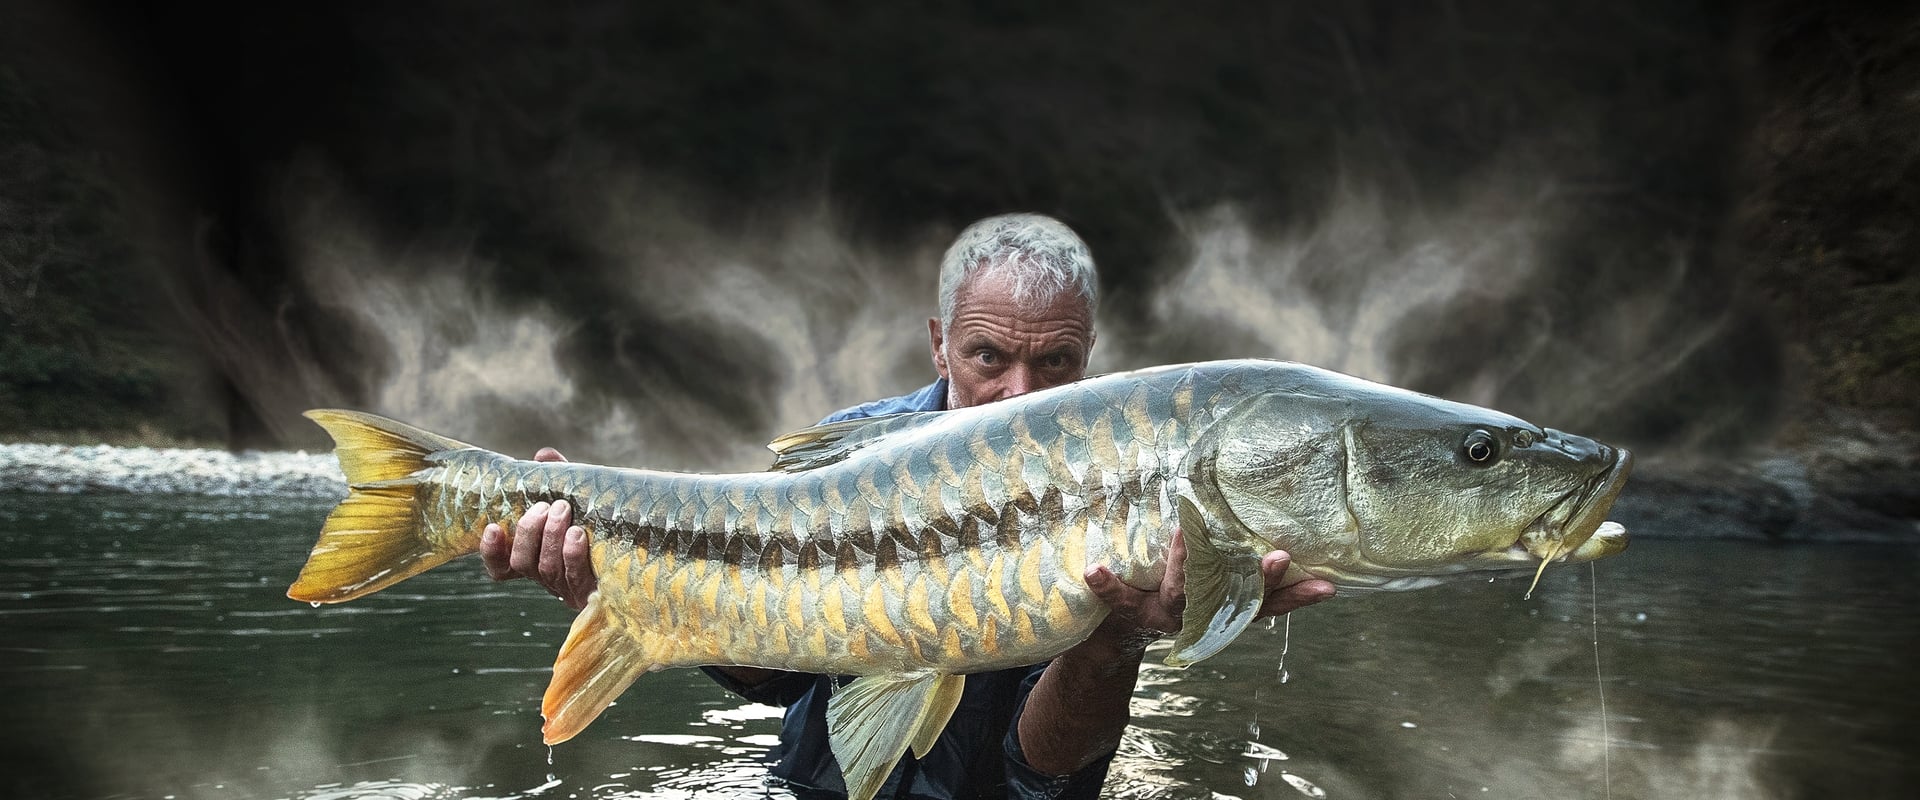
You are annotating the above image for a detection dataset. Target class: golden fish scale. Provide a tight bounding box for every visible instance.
[417,363,1243,674]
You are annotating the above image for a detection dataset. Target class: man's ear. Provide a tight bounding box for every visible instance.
[928,317,949,379]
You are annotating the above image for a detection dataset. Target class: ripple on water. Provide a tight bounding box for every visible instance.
[299,780,465,800]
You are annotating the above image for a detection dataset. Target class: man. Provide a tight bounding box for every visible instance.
[480,213,1336,798]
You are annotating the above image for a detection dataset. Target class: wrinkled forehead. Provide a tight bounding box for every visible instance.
[955,264,1094,319]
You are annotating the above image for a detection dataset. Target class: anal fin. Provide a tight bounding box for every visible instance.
[825,673,966,800]
[540,592,662,744]
[1165,496,1265,668]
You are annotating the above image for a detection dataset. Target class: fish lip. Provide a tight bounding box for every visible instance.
[1518,447,1633,561]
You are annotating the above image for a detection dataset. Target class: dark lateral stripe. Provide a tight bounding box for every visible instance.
[957,515,984,552]
[684,530,710,562]
[925,510,960,540]
[759,537,787,572]
[840,503,877,553]
[874,531,899,571]
[723,531,757,568]
[995,507,1023,549]
[1010,489,1040,516]
[630,522,657,551]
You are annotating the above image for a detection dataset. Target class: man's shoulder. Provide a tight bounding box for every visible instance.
[818,378,947,424]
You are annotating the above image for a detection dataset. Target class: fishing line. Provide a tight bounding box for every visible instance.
[1590,561,1612,800]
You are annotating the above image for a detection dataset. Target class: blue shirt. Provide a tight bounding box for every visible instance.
[701,378,1113,799]
[817,377,951,423]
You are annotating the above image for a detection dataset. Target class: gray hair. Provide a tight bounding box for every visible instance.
[936,213,1099,336]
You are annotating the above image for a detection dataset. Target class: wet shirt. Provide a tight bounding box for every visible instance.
[701,377,1114,799]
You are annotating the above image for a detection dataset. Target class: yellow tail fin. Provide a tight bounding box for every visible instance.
[288,409,476,604]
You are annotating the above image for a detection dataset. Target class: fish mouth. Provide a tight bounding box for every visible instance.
[1517,446,1633,565]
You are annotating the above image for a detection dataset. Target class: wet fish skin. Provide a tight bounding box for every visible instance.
[299,362,1231,675]
[288,359,1631,800]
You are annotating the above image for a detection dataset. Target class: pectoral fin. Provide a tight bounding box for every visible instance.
[1166,496,1265,668]
[824,673,966,800]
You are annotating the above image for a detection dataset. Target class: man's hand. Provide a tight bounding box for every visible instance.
[1082,529,1336,649]
[478,447,597,610]
[1019,530,1334,776]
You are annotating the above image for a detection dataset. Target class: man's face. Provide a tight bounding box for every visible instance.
[930,268,1096,409]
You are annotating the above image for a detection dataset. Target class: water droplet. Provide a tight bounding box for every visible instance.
[1400,721,1418,728]
[309,601,322,608]
[1243,765,1259,786]
[1265,617,1277,630]
[1279,670,1290,684]
[1248,720,1261,738]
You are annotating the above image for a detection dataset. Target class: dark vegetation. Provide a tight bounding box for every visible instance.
[0,1,1913,451]
[0,66,203,440]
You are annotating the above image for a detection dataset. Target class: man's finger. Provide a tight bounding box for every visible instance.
[1260,579,1337,617]
[534,447,567,463]
[1085,565,1172,635]
[561,525,593,609]
[481,524,514,581]
[510,502,549,577]
[1084,565,1143,606]
[538,500,571,588]
[1260,550,1293,588]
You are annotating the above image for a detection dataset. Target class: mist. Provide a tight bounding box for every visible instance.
[236,152,1773,473]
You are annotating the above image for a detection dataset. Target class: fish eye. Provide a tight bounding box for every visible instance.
[1513,430,1535,448]
[1463,430,1499,464]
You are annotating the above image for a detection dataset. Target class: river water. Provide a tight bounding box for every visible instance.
[1,488,1915,800]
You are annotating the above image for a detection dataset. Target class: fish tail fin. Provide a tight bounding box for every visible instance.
[288,409,476,604]
[542,591,668,744]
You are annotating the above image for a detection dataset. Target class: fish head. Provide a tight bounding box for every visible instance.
[1199,373,1631,590]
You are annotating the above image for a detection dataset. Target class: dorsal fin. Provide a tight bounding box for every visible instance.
[765,411,947,472]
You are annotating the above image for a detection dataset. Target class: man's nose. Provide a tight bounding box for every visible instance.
[1003,366,1036,397]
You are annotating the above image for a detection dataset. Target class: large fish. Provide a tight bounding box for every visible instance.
[289,359,1631,800]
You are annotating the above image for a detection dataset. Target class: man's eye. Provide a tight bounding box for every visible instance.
[1042,354,1071,370]
[975,350,998,366]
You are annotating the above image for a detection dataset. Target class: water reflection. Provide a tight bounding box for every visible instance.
[2,493,1916,799]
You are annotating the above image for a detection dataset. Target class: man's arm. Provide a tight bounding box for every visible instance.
[476,448,784,688]
[1015,531,1337,776]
